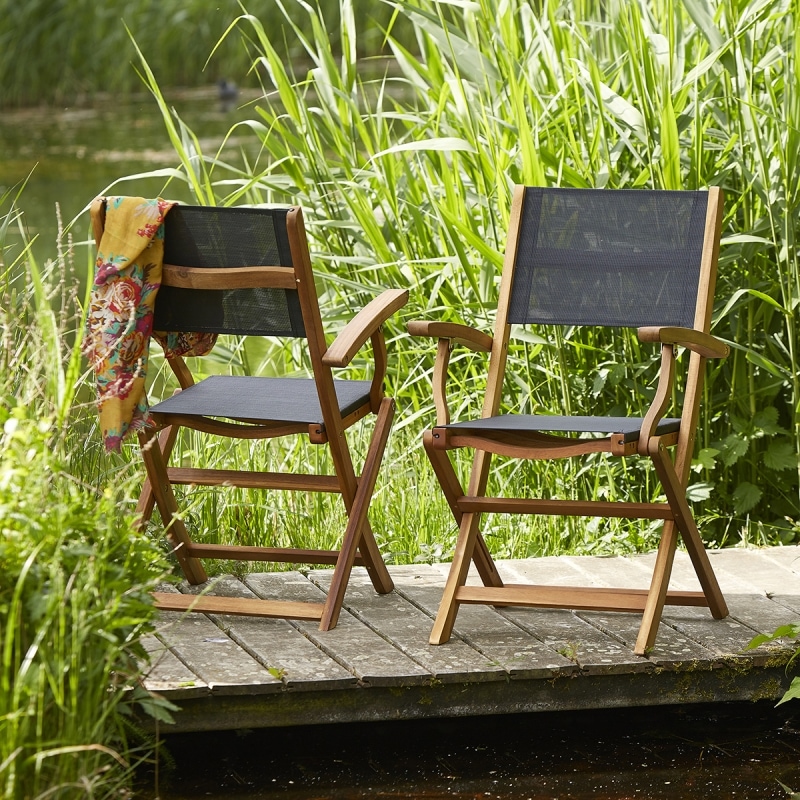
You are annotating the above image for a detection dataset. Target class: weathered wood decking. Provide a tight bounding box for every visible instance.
[141,546,800,733]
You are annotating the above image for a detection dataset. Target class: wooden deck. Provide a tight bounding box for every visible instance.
[141,546,800,733]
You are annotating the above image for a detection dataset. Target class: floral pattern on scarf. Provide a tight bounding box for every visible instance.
[84,196,216,452]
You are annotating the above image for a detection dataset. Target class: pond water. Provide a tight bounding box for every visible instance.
[141,702,800,799]
[0,88,258,270]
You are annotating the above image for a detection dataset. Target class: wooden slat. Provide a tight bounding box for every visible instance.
[454,584,709,611]
[167,467,341,492]
[245,572,431,687]
[161,263,297,289]
[457,496,674,519]
[185,543,364,566]
[153,591,325,621]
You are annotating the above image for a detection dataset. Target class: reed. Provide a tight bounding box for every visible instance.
[0,195,171,799]
[156,0,798,549]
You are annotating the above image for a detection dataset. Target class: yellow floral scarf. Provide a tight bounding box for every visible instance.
[84,197,216,452]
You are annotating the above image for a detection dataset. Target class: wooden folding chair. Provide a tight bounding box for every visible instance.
[409,186,729,655]
[90,199,407,629]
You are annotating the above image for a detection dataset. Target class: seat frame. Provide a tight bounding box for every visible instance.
[90,198,407,629]
[409,185,729,656]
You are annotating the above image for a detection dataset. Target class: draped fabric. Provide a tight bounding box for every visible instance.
[84,197,216,451]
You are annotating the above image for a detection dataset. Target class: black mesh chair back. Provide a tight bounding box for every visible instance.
[154,205,306,337]
[509,188,709,329]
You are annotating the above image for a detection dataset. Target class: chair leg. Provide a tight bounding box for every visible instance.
[635,519,679,655]
[429,510,484,644]
[134,423,179,531]
[649,439,728,618]
[138,428,208,585]
[320,397,395,630]
[422,432,503,588]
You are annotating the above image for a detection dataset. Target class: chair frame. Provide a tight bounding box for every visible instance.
[90,198,407,629]
[409,185,729,656]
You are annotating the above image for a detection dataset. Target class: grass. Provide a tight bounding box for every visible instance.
[0,191,172,799]
[117,0,800,551]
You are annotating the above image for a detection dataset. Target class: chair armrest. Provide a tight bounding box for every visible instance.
[638,326,729,359]
[407,320,493,352]
[323,288,409,367]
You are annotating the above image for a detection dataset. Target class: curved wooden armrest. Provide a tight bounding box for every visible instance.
[638,326,729,359]
[407,320,493,353]
[323,288,409,367]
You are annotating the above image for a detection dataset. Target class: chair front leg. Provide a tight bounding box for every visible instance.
[422,431,503,589]
[321,397,396,630]
[648,438,728,619]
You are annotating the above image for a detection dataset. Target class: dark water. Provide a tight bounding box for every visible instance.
[141,702,800,799]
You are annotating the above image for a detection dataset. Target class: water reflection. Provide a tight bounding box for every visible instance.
[141,702,800,799]
[0,88,257,268]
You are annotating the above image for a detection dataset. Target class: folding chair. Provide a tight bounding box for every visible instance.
[90,198,407,629]
[409,186,729,655]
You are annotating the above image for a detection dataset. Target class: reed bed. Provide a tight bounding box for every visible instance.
[0,192,171,799]
[127,0,798,550]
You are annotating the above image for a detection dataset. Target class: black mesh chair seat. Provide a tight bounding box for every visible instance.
[151,376,372,426]
[441,414,681,443]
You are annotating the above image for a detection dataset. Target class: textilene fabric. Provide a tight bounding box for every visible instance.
[509,188,708,328]
[154,205,306,337]
[151,375,372,426]
[442,414,681,443]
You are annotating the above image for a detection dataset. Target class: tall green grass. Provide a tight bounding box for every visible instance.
[128,0,800,551]
[0,193,171,798]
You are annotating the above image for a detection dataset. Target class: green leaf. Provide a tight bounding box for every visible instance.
[777,676,800,706]
[732,482,763,515]
[686,482,714,501]
[719,434,749,467]
[753,407,788,436]
[764,440,797,471]
[692,448,719,471]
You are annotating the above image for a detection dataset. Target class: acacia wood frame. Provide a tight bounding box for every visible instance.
[90,198,407,629]
[409,186,729,656]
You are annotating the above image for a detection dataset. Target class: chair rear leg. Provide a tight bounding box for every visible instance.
[649,439,728,618]
[138,428,208,585]
[320,397,395,630]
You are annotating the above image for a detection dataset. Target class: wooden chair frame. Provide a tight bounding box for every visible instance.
[91,198,407,629]
[409,185,729,655]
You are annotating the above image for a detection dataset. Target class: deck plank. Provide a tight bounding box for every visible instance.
[140,548,800,732]
[245,572,432,687]
[392,565,579,680]
[181,574,358,691]
[309,566,509,684]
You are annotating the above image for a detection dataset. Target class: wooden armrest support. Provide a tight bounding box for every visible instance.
[323,288,409,367]
[407,320,493,353]
[638,326,729,359]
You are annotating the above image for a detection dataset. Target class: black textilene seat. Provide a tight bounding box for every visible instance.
[409,186,730,656]
[90,199,408,628]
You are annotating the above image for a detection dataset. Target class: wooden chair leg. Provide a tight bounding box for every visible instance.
[320,398,395,630]
[134,423,179,531]
[429,510,484,644]
[635,519,679,655]
[649,439,728,618]
[138,428,208,585]
[422,431,503,589]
